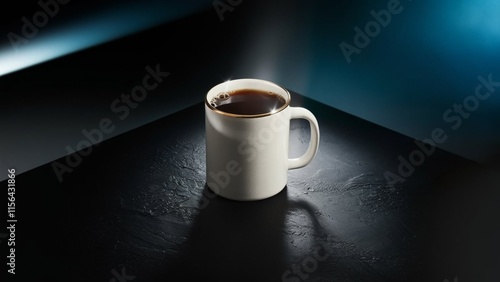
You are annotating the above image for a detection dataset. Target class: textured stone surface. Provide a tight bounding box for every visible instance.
[8,92,498,281]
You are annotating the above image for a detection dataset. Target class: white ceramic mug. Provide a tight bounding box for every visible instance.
[205,79,320,201]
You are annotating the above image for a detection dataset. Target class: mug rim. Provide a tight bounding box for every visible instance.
[205,78,291,118]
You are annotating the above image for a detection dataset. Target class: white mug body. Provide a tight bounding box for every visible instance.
[205,79,319,201]
[206,104,291,200]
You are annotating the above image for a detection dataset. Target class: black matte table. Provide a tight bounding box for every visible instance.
[4,91,499,282]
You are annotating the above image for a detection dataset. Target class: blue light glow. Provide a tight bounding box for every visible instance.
[457,0,500,37]
[0,1,208,77]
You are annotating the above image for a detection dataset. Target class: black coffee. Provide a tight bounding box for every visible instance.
[210,89,286,115]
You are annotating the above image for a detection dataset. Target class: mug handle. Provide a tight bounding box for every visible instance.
[288,107,320,170]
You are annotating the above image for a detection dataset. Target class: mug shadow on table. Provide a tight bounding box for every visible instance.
[161,184,329,281]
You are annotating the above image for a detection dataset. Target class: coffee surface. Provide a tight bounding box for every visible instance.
[211,89,286,115]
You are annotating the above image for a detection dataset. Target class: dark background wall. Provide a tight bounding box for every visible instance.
[1,0,500,181]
